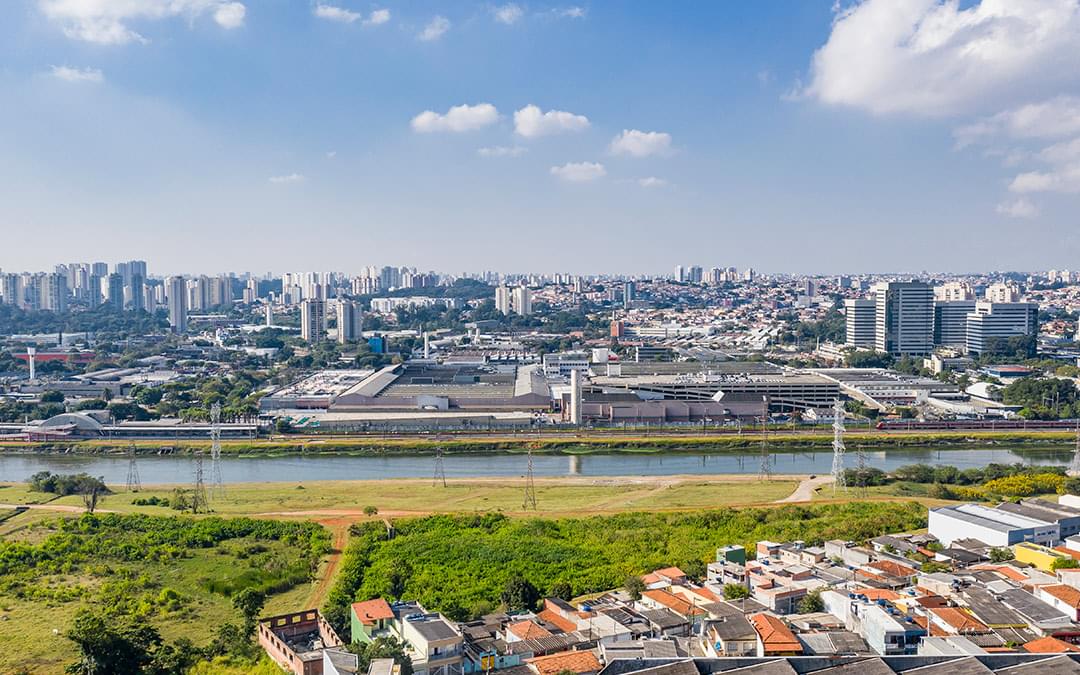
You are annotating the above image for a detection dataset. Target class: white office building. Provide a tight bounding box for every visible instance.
[965,301,1038,356]
[874,281,934,356]
[844,297,876,348]
[934,300,976,348]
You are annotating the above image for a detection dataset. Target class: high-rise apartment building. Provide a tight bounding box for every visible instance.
[966,301,1039,356]
[107,273,125,310]
[512,286,532,316]
[129,274,145,312]
[934,282,974,302]
[874,281,934,355]
[843,297,876,348]
[40,272,68,312]
[1,273,19,307]
[336,300,363,343]
[167,276,188,333]
[985,282,1022,303]
[301,299,327,343]
[495,285,512,315]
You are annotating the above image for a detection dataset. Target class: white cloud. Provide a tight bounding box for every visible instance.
[419,15,450,41]
[554,6,585,18]
[550,161,605,182]
[802,0,1080,116]
[213,2,245,29]
[1010,164,1080,193]
[637,176,668,188]
[49,65,103,83]
[314,4,361,23]
[477,145,527,158]
[609,129,672,157]
[494,3,524,24]
[955,97,1080,147]
[326,151,337,158]
[1040,137,1080,165]
[996,198,1040,218]
[411,103,499,133]
[269,173,305,184]
[513,104,589,138]
[365,8,390,26]
[39,0,248,44]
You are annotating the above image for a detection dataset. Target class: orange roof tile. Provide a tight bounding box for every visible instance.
[867,560,919,578]
[508,620,554,641]
[1053,547,1080,561]
[852,587,901,602]
[654,566,687,580]
[642,589,706,617]
[526,650,602,675]
[351,598,394,625]
[929,607,989,634]
[748,613,802,654]
[537,609,578,634]
[1024,636,1080,653]
[1040,584,1080,609]
[971,564,1028,583]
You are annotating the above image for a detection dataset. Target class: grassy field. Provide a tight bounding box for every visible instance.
[0,512,327,675]
[0,476,801,517]
[0,428,1075,456]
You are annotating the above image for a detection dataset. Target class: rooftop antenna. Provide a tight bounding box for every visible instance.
[192,452,210,514]
[523,445,537,510]
[210,402,225,498]
[758,397,771,481]
[125,444,141,493]
[831,399,846,493]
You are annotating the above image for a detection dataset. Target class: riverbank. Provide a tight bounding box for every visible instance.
[0,428,1076,456]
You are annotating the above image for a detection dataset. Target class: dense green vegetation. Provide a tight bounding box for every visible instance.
[325,502,927,634]
[869,462,1075,500]
[1001,376,1080,419]
[0,512,329,673]
[0,303,169,337]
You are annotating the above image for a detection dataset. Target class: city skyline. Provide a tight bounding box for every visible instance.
[4,1,1080,273]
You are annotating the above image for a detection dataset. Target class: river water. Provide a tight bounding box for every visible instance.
[0,446,1074,485]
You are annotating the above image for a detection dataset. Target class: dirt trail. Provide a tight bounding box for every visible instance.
[304,519,350,609]
[775,475,834,503]
[0,502,114,513]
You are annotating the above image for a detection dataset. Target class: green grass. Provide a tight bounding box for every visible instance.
[1,477,800,518]
[0,512,328,675]
[325,501,929,630]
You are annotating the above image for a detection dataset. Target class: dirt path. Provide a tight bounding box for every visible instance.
[775,475,834,503]
[0,502,114,513]
[304,520,349,609]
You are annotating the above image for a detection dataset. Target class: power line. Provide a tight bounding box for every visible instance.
[1071,420,1080,477]
[758,397,771,481]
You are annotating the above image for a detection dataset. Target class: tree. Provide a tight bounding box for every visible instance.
[796,590,824,614]
[722,584,749,600]
[77,475,109,514]
[349,637,414,675]
[363,505,379,517]
[989,547,1014,562]
[549,581,574,601]
[501,575,540,611]
[232,588,266,636]
[66,611,161,675]
[1052,557,1080,571]
[624,576,646,601]
[40,390,66,403]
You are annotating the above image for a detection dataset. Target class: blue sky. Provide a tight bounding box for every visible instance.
[2,0,1080,276]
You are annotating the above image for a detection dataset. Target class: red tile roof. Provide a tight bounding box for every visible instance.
[929,607,989,634]
[642,589,706,617]
[1039,584,1080,609]
[867,560,919,578]
[351,598,394,626]
[508,620,554,641]
[749,613,802,654]
[537,609,578,634]
[526,650,602,675]
[1024,636,1080,653]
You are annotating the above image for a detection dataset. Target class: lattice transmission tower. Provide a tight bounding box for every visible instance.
[1070,420,1080,476]
[831,399,846,493]
[433,445,447,487]
[125,445,141,493]
[210,402,225,498]
[522,446,537,510]
[192,452,210,514]
[758,398,772,481]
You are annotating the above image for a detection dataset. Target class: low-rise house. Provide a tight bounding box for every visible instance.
[525,650,602,675]
[390,603,464,675]
[1014,542,1075,572]
[925,607,992,637]
[323,649,361,675]
[748,613,803,657]
[701,612,757,657]
[258,609,345,675]
[642,567,688,589]
[1034,584,1080,622]
[638,589,706,630]
[820,590,924,655]
[998,588,1074,634]
[352,599,395,644]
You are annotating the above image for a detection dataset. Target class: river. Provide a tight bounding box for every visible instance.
[0,446,1075,485]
